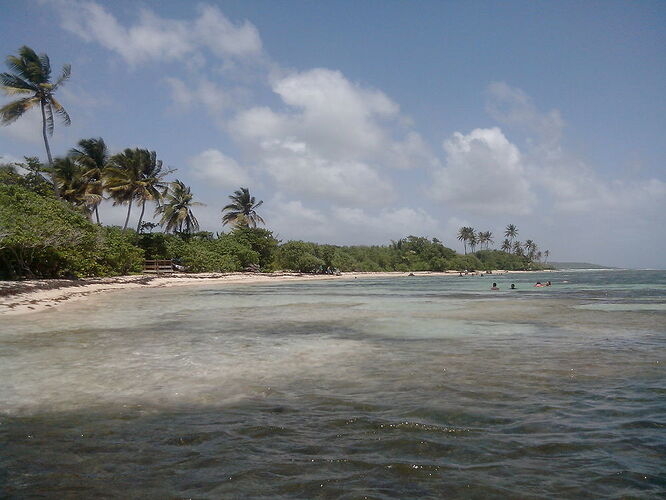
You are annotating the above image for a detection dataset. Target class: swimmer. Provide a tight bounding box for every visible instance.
[510,283,516,290]
[491,282,499,291]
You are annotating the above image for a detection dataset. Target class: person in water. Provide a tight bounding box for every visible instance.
[510,283,516,290]
[535,281,544,287]
[545,280,552,286]
[491,282,500,290]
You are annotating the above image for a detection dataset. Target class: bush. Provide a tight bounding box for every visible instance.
[0,185,144,278]
[275,241,324,272]
[97,226,144,275]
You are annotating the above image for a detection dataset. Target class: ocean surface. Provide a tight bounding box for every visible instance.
[1,270,665,498]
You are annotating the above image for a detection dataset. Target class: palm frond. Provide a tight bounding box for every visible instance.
[0,97,37,124]
[43,101,54,135]
[50,97,71,126]
[0,72,36,92]
[52,64,71,90]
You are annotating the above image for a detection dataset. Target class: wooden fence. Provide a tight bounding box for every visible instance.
[143,259,174,274]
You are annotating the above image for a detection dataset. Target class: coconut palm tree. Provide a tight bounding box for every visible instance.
[525,239,537,261]
[52,156,95,218]
[132,150,172,232]
[105,148,172,231]
[544,249,550,264]
[457,226,475,254]
[501,238,511,252]
[105,148,143,230]
[222,187,265,228]
[69,137,108,224]
[469,232,478,253]
[0,46,71,198]
[512,241,523,256]
[477,231,493,250]
[156,180,204,233]
[505,224,518,244]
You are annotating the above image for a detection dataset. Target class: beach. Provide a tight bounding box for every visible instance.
[0,270,532,316]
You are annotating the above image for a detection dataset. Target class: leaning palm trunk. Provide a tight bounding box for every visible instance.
[123,200,133,231]
[40,101,58,198]
[137,199,147,232]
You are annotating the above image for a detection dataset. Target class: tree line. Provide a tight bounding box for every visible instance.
[457,223,550,264]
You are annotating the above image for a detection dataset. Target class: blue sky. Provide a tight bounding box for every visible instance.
[1,0,664,268]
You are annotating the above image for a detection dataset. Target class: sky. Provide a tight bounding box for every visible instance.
[0,0,664,268]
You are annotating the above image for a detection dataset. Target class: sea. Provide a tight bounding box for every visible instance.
[1,270,664,498]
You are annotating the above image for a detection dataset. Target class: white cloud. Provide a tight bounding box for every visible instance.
[267,68,399,159]
[486,82,666,216]
[165,77,234,114]
[486,81,564,148]
[188,149,252,189]
[260,140,395,206]
[227,68,440,206]
[51,1,262,65]
[429,127,535,215]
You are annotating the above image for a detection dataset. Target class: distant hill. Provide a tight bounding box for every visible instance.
[549,261,617,270]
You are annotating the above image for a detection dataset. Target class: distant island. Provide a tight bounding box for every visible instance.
[549,262,617,270]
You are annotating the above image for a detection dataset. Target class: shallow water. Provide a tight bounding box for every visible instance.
[1,270,665,498]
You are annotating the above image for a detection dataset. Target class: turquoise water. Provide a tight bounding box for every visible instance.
[1,270,665,498]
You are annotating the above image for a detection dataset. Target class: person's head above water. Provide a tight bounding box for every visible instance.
[511,283,516,289]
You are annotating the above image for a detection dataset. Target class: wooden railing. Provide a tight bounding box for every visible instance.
[143,259,174,274]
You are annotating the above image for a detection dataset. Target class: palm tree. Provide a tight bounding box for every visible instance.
[156,180,204,233]
[132,150,172,232]
[0,46,71,198]
[105,148,172,230]
[105,148,143,230]
[52,156,95,218]
[457,226,475,254]
[505,224,518,244]
[501,238,511,252]
[222,187,265,228]
[69,137,108,224]
[525,239,537,261]
[469,232,478,253]
[512,241,523,256]
[477,231,493,250]
[544,249,550,264]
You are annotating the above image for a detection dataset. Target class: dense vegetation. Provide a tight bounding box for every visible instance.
[0,162,543,278]
[0,45,550,280]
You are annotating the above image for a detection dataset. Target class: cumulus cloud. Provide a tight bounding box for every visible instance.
[259,139,395,206]
[429,127,535,215]
[188,149,252,189]
[227,68,438,206]
[486,82,666,215]
[50,1,262,65]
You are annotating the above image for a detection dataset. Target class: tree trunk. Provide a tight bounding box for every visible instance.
[123,200,133,231]
[95,205,100,225]
[136,199,146,232]
[40,100,59,199]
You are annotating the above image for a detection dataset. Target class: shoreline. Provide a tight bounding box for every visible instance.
[0,269,549,317]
